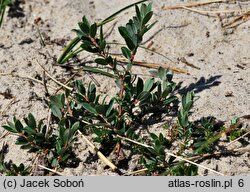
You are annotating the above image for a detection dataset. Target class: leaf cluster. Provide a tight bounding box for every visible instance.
[3,113,79,167]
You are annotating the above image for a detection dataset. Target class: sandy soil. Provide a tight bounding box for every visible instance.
[0,0,249,175]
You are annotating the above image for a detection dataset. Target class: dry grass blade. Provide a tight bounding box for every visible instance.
[0,131,9,140]
[0,72,58,90]
[117,135,225,176]
[179,57,201,70]
[36,60,73,91]
[223,10,250,28]
[162,0,228,10]
[114,56,187,74]
[124,168,148,176]
[77,130,118,172]
[0,97,16,117]
[181,6,250,16]
[37,165,65,176]
[226,129,250,146]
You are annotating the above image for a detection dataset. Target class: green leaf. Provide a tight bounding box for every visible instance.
[118,26,135,50]
[71,122,80,134]
[143,78,154,91]
[115,79,121,89]
[82,103,97,114]
[50,105,62,119]
[92,127,102,137]
[90,23,97,37]
[15,137,28,145]
[105,56,113,64]
[2,123,17,133]
[56,141,61,153]
[135,5,141,21]
[150,133,158,141]
[79,16,90,34]
[23,127,37,135]
[72,29,84,39]
[81,42,99,53]
[162,85,172,98]
[158,67,166,81]
[61,154,71,162]
[95,58,108,65]
[88,83,96,102]
[95,105,106,115]
[142,11,153,25]
[27,113,36,129]
[140,3,147,18]
[15,120,23,133]
[75,80,86,95]
[121,47,132,60]
[137,91,150,101]
[163,96,177,105]
[136,77,144,95]
[182,91,194,111]
[99,39,106,51]
[178,110,188,128]
[81,66,116,78]
[51,158,59,167]
[106,99,115,117]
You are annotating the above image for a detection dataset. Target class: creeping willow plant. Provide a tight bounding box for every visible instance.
[3,1,242,176]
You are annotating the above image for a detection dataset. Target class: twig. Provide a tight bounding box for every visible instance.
[184,7,249,14]
[0,131,9,140]
[37,165,65,176]
[124,168,148,175]
[114,56,187,74]
[226,129,250,146]
[0,73,58,90]
[234,146,250,153]
[117,135,225,176]
[162,0,228,10]
[181,6,250,16]
[43,71,50,96]
[0,97,17,117]
[36,60,73,91]
[45,109,52,139]
[77,130,118,171]
[223,10,250,28]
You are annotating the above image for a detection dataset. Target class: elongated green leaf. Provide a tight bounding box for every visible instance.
[71,122,80,134]
[121,47,132,60]
[81,66,116,78]
[163,96,177,105]
[27,113,36,129]
[137,91,150,101]
[15,120,23,133]
[82,103,97,114]
[23,127,37,135]
[75,80,86,95]
[158,67,166,81]
[118,26,135,50]
[106,99,115,117]
[50,105,62,119]
[90,23,97,37]
[95,58,107,65]
[15,137,28,145]
[142,11,153,25]
[150,133,158,141]
[143,78,154,91]
[2,120,17,133]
